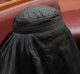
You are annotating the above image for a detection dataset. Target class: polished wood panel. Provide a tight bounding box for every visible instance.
[0,0,30,10]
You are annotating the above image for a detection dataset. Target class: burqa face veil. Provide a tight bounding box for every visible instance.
[0,5,80,74]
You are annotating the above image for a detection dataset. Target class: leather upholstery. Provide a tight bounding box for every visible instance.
[59,0,80,49]
[61,10,80,49]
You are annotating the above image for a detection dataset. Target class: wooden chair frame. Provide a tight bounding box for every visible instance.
[0,0,30,10]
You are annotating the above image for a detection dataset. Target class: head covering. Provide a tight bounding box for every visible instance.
[0,5,80,74]
[13,5,59,33]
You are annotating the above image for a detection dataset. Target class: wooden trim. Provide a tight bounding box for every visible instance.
[0,0,30,10]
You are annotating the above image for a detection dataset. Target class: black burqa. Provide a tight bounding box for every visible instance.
[0,5,80,74]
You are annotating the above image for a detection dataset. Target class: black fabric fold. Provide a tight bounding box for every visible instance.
[0,5,80,74]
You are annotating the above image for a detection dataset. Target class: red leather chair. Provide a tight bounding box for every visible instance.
[0,0,59,44]
[61,10,80,49]
[59,0,80,48]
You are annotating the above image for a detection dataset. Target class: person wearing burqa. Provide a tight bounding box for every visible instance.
[0,5,80,74]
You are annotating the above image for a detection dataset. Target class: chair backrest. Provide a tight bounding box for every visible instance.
[62,10,80,49]
[0,0,59,44]
[59,0,80,49]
